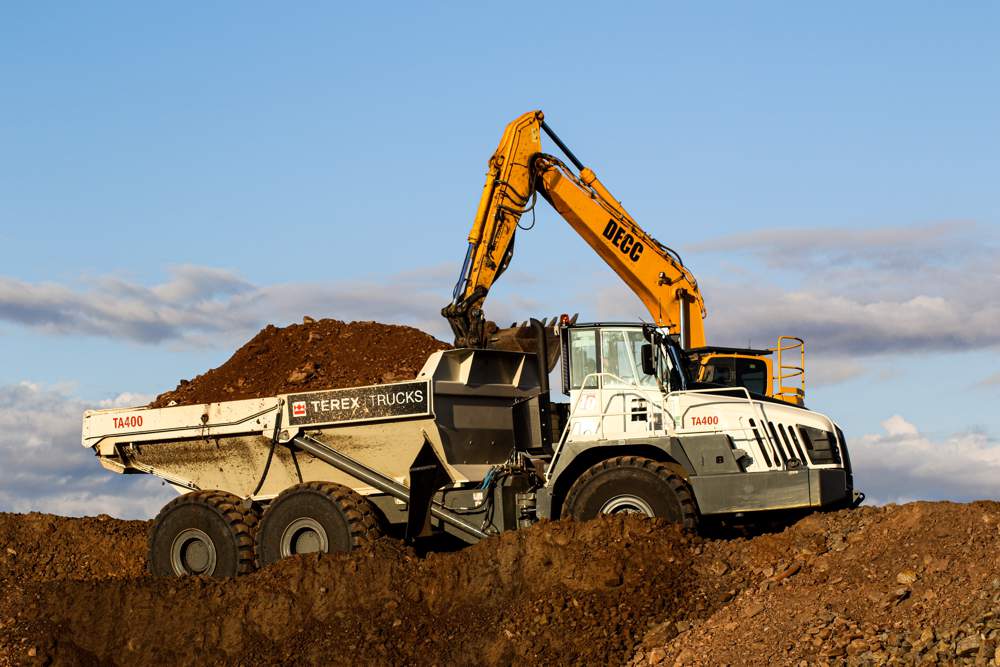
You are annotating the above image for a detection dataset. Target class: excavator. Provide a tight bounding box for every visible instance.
[442,110,806,405]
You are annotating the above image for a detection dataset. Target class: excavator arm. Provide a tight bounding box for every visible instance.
[443,110,706,350]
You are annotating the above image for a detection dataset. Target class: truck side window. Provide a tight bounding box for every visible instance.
[569,330,598,389]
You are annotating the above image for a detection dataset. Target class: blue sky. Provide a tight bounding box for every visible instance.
[1,3,997,516]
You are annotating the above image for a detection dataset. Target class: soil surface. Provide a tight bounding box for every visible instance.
[1,503,999,666]
[150,318,450,408]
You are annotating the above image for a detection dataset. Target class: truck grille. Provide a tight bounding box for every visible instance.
[799,426,842,465]
[748,419,839,468]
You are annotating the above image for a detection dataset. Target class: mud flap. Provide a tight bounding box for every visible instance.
[405,437,451,542]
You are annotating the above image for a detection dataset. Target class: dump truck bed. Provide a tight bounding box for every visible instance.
[82,348,548,501]
[82,378,441,497]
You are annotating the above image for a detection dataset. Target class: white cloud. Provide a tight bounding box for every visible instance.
[0,263,465,346]
[0,261,552,350]
[585,221,1000,358]
[99,392,154,408]
[702,283,1000,355]
[803,357,867,387]
[851,415,1000,504]
[1,220,992,360]
[686,220,981,271]
[688,222,999,357]
[0,383,174,518]
[976,372,1000,388]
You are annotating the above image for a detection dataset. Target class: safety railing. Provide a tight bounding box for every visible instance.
[546,372,672,483]
[773,336,805,405]
[546,377,824,481]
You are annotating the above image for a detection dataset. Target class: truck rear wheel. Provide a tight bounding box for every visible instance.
[148,490,257,577]
[561,456,698,530]
[256,481,381,567]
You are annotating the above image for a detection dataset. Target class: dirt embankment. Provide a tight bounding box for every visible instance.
[1,503,999,666]
[0,516,704,666]
[150,318,450,408]
[631,501,1000,665]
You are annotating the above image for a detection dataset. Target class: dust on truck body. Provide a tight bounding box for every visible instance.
[82,322,860,577]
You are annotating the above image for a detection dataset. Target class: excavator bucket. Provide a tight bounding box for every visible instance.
[485,315,576,373]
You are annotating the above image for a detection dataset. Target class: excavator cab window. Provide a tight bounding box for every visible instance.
[700,357,768,396]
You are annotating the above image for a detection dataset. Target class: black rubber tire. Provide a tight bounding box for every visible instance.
[561,456,699,530]
[148,490,257,577]
[255,481,382,568]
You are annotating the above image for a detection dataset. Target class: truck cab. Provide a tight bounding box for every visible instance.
[543,321,858,522]
[558,323,672,440]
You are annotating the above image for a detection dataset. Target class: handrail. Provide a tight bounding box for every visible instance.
[774,336,805,403]
[547,377,793,482]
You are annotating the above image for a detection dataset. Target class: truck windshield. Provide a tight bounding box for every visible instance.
[601,330,658,389]
[627,330,659,387]
[568,328,659,390]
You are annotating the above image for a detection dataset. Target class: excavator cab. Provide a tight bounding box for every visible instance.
[689,336,806,406]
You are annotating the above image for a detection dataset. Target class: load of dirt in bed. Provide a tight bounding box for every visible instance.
[150,318,450,408]
[2,502,999,665]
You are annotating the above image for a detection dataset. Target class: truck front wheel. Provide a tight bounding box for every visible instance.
[148,490,257,577]
[256,481,382,568]
[561,456,698,530]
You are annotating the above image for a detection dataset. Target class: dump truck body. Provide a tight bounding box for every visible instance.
[83,348,546,532]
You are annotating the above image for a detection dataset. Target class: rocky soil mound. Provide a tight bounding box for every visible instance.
[150,318,450,408]
[1,503,998,665]
[0,513,148,583]
[630,501,1000,666]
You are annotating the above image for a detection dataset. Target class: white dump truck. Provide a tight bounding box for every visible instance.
[82,320,861,577]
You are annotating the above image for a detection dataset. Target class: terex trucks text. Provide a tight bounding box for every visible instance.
[82,321,861,577]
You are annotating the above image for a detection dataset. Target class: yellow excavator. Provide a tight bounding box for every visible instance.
[442,110,806,405]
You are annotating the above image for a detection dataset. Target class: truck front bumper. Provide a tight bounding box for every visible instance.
[689,468,853,516]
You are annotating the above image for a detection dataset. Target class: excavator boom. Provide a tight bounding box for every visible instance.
[443,110,705,350]
[534,155,705,348]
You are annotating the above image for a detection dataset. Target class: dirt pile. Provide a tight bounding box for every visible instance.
[1,503,998,665]
[151,318,450,408]
[0,513,148,583]
[0,517,709,666]
[630,501,1000,665]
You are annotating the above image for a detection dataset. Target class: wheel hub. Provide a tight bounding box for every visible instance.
[170,528,217,576]
[600,495,656,517]
[280,517,329,557]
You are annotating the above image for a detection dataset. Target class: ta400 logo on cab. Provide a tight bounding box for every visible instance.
[689,415,719,427]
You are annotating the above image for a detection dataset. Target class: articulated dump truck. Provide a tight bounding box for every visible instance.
[82,321,861,577]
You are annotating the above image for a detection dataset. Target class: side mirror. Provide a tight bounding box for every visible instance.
[640,344,655,375]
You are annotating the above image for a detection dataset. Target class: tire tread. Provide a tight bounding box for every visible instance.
[148,489,257,576]
[561,455,699,530]
[255,481,382,568]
